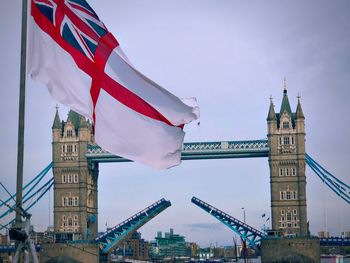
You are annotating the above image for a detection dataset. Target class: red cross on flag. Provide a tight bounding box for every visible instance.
[28,0,199,169]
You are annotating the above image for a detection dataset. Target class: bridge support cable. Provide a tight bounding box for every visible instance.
[95,198,171,254]
[191,197,265,249]
[1,177,54,220]
[0,163,53,220]
[0,179,54,230]
[306,154,350,204]
[0,162,52,210]
[0,163,54,230]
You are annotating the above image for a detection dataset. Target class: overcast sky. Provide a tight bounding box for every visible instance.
[0,0,349,247]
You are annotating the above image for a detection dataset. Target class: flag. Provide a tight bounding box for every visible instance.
[28,0,199,169]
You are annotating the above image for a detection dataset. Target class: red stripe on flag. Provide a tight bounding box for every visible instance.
[52,0,100,42]
[68,2,99,20]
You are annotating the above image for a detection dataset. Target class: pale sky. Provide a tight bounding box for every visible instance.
[0,0,350,247]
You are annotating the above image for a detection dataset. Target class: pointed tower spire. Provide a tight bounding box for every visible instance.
[279,78,292,116]
[296,94,305,119]
[67,110,81,128]
[283,77,287,94]
[52,105,61,129]
[267,96,276,121]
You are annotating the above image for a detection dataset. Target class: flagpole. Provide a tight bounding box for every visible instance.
[15,0,28,224]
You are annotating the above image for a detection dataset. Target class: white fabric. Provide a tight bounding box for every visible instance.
[28,16,199,169]
[95,89,184,169]
[28,17,93,119]
[105,47,200,126]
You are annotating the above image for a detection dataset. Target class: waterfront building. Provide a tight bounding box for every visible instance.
[318,231,330,238]
[152,228,191,258]
[115,231,149,260]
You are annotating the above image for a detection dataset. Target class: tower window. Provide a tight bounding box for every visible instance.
[286,191,291,200]
[285,168,289,176]
[281,209,285,215]
[280,191,286,200]
[279,168,283,176]
[293,209,297,215]
[62,175,66,183]
[283,137,290,145]
[293,191,297,200]
[74,174,79,183]
[282,121,290,129]
[66,129,73,137]
[291,167,296,176]
[73,197,79,206]
[291,136,294,145]
[279,137,282,145]
[67,144,73,153]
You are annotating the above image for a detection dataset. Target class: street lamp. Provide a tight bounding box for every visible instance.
[241,207,246,223]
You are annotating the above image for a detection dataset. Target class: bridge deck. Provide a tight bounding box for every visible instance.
[86,140,269,162]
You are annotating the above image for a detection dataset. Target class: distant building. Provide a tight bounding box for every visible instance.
[188,242,199,258]
[197,247,213,260]
[115,231,149,260]
[151,228,191,259]
[318,231,330,238]
[342,231,350,238]
[0,234,8,245]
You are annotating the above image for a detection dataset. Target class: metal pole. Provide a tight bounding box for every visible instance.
[16,0,28,224]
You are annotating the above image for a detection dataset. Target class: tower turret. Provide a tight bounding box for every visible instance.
[52,110,98,241]
[267,98,277,134]
[52,108,61,142]
[267,82,308,237]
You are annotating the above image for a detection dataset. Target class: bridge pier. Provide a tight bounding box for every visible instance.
[40,243,99,263]
[261,237,320,263]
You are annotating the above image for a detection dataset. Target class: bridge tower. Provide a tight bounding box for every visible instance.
[52,110,99,241]
[267,83,307,237]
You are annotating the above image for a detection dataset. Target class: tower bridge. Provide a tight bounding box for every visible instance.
[2,87,350,262]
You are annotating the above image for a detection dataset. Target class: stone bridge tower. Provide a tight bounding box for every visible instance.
[52,110,99,241]
[267,83,308,237]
